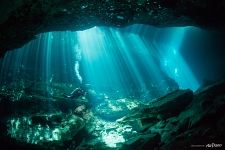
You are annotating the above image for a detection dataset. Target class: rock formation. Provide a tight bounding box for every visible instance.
[0,77,225,149]
[1,0,225,56]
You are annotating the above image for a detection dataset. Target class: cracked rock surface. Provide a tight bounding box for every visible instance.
[1,0,225,56]
[0,75,225,149]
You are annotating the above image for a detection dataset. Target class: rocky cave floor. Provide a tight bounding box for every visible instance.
[0,78,225,150]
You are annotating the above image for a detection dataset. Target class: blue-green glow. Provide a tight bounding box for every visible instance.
[0,25,200,97]
[153,27,200,90]
[0,25,204,147]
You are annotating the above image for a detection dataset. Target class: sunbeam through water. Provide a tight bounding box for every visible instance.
[0,25,204,148]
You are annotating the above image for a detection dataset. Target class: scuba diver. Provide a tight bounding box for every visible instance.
[63,44,86,99]
[63,87,85,99]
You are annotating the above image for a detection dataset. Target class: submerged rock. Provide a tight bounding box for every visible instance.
[5,113,85,149]
[118,90,193,129]
[117,80,225,149]
[1,0,225,56]
[147,89,193,118]
[121,133,161,150]
[95,98,140,121]
[1,80,225,149]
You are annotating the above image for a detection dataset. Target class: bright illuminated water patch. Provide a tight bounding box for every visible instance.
[153,27,200,91]
[77,26,200,93]
[8,117,61,144]
[101,130,125,147]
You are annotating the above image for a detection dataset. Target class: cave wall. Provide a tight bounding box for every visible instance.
[1,0,225,56]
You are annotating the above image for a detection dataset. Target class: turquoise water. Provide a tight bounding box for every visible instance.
[1,25,220,148]
[0,25,200,98]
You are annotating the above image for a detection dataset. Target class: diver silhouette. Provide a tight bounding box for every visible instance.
[63,87,85,99]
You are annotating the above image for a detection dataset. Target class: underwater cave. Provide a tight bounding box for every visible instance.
[1,1,225,150]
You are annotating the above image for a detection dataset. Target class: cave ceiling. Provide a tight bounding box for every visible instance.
[0,0,225,57]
